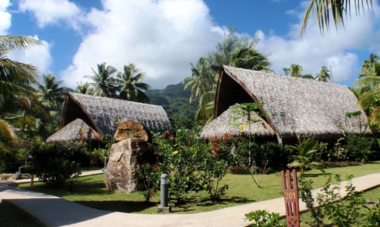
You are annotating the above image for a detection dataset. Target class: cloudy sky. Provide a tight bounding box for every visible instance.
[2,0,380,89]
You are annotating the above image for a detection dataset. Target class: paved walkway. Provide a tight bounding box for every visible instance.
[1,172,380,227]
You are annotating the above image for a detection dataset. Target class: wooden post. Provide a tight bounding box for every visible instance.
[281,169,300,227]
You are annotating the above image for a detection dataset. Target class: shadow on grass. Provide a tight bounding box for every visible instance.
[76,200,159,213]
[14,178,109,196]
[303,173,331,177]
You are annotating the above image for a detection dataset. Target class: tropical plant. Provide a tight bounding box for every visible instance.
[208,26,259,66]
[288,138,320,173]
[0,35,42,99]
[183,57,214,104]
[76,81,94,95]
[84,63,119,97]
[244,210,285,227]
[116,64,150,103]
[314,66,331,82]
[353,54,380,130]
[301,0,373,36]
[283,64,314,79]
[36,74,67,111]
[194,90,216,124]
[0,35,44,141]
[359,54,379,78]
[230,47,271,71]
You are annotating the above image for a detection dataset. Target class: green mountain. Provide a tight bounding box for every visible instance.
[146,83,199,120]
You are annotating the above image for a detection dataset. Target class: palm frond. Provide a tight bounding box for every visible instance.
[0,35,43,55]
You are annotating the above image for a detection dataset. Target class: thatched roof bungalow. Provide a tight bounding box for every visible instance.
[46,118,101,143]
[61,92,171,136]
[201,65,371,143]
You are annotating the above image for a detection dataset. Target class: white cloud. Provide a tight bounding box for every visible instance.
[61,0,227,89]
[18,0,85,30]
[0,0,11,35]
[7,35,53,78]
[257,1,380,83]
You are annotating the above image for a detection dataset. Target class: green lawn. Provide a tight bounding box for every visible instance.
[14,162,380,214]
[0,201,44,227]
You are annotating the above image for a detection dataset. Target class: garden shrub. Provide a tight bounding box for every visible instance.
[298,173,380,226]
[31,140,82,186]
[169,116,195,133]
[137,164,161,202]
[148,128,232,204]
[344,134,374,162]
[244,210,285,227]
[0,140,31,173]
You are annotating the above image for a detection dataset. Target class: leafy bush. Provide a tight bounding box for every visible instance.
[344,134,374,162]
[150,128,231,204]
[31,140,82,186]
[0,140,31,173]
[169,116,195,133]
[244,210,285,227]
[137,164,161,202]
[298,173,379,226]
[88,148,108,167]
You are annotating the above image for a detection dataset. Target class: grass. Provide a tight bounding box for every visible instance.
[0,201,44,227]
[13,162,380,214]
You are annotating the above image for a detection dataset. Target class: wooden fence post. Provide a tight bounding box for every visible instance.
[281,169,300,227]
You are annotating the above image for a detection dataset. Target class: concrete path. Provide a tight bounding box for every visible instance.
[1,172,380,227]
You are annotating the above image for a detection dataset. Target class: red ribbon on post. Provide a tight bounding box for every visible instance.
[281,169,300,227]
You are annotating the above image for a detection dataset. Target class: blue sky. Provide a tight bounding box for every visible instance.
[1,0,380,89]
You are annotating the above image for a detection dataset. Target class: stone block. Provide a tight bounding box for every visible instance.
[114,119,152,142]
[104,138,158,193]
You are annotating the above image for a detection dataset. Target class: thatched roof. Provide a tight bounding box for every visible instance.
[46,118,101,143]
[62,92,171,135]
[212,65,371,139]
[201,105,275,139]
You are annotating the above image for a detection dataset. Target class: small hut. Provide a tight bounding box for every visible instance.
[205,65,371,144]
[61,92,171,136]
[201,104,275,139]
[46,118,101,143]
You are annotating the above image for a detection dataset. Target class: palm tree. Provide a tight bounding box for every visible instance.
[116,64,150,103]
[314,66,331,82]
[194,73,220,124]
[288,138,320,174]
[283,64,314,79]
[183,58,214,104]
[0,35,42,99]
[0,35,43,140]
[85,63,119,97]
[301,0,373,36]
[76,81,94,95]
[359,54,380,78]
[230,47,271,71]
[37,74,67,111]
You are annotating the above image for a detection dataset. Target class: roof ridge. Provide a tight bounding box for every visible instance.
[222,65,348,89]
[68,92,164,108]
